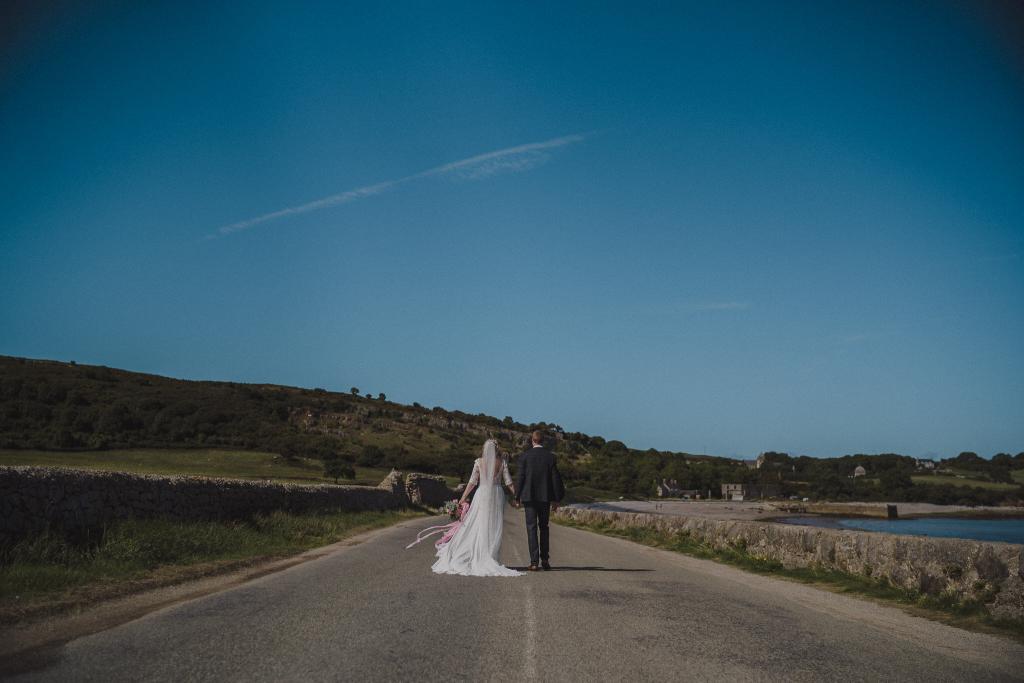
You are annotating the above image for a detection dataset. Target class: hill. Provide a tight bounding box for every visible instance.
[0,355,742,499]
[2,355,1021,504]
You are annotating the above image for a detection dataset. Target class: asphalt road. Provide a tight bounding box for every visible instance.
[8,509,1024,682]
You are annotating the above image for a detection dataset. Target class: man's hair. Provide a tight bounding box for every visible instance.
[531,430,545,445]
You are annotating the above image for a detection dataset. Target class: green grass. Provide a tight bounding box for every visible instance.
[911,473,1019,491]
[0,449,394,486]
[0,508,423,622]
[353,429,452,455]
[563,485,629,503]
[557,515,1024,640]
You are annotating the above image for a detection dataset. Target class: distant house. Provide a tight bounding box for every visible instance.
[656,479,700,498]
[915,459,936,471]
[852,465,867,478]
[722,483,746,501]
[721,482,781,500]
[656,479,681,497]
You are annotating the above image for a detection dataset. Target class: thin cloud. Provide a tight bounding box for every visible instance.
[979,251,1021,263]
[837,332,873,344]
[835,330,898,345]
[210,133,588,238]
[691,301,751,312]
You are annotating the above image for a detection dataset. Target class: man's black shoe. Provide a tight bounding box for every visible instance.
[541,562,552,571]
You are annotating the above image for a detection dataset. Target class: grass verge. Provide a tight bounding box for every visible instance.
[0,449,463,488]
[556,515,1024,642]
[0,448,397,486]
[0,508,424,624]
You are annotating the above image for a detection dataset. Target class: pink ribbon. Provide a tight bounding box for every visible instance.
[405,520,461,550]
[406,501,469,550]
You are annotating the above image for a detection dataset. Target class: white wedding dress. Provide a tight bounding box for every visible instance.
[432,440,522,577]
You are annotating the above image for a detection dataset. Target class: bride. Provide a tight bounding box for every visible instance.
[432,439,522,577]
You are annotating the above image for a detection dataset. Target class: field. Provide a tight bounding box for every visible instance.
[911,471,1019,492]
[0,448,398,487]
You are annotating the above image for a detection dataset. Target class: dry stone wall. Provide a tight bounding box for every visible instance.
[0,466,405,544]
[404,473,455,507]
[557,507,1024,622]
[378,469,407,498]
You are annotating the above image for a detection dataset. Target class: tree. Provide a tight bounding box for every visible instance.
[378,393,386,401]
[761,452,792,469]
[809,470,853,500]
[358,445,385,467]
[350,387,359,396]
[604,440,629,456]
[990,467,1013,484]
[879,468,913,497]
[992,453,1014,468]
[947,452,985,470]
[323,457,355,483]
[98,401,139,433]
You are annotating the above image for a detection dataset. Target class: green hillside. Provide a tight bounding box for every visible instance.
[0,355,736,499]
[1,355,1021,504]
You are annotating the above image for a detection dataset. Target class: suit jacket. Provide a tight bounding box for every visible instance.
[515,446,566,503]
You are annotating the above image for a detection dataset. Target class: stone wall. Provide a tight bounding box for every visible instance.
[404,473,455,507]
[378,469,407,498]
[0,466,406,544]
[556,507,1024,621]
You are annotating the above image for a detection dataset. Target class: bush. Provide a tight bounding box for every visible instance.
[323,457,355,483]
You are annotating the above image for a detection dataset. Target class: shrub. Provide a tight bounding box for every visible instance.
[323,457,355,483]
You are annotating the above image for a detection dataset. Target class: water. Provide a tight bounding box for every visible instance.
[777,516,1024,545]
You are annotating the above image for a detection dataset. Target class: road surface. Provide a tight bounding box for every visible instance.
[6,510,1023,681]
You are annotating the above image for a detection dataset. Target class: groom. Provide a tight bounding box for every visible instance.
[514,430,566,571]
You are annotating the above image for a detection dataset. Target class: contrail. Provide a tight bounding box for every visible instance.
[210,132,588,238]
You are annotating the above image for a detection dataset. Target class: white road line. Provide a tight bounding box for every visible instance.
[523,584,538,681]
[512,543,538,681]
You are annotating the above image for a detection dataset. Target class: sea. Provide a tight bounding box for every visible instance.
[776,516,1024,545]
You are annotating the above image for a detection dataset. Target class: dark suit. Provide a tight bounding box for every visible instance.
[515,446,566,565]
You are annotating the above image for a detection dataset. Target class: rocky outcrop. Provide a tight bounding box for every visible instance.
[291,403,556,451]
[404,473,454,507]
[0,466,406,543]
[556,507,1024,621]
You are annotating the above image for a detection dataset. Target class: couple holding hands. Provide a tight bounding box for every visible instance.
[431,431,565,576]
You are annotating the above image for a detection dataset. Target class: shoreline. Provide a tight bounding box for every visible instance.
[577,499,1024,522]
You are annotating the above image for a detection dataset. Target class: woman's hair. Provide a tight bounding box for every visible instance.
[483,439,503,483]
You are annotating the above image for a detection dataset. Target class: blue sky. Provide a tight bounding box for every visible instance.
[2,1,1022,458]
